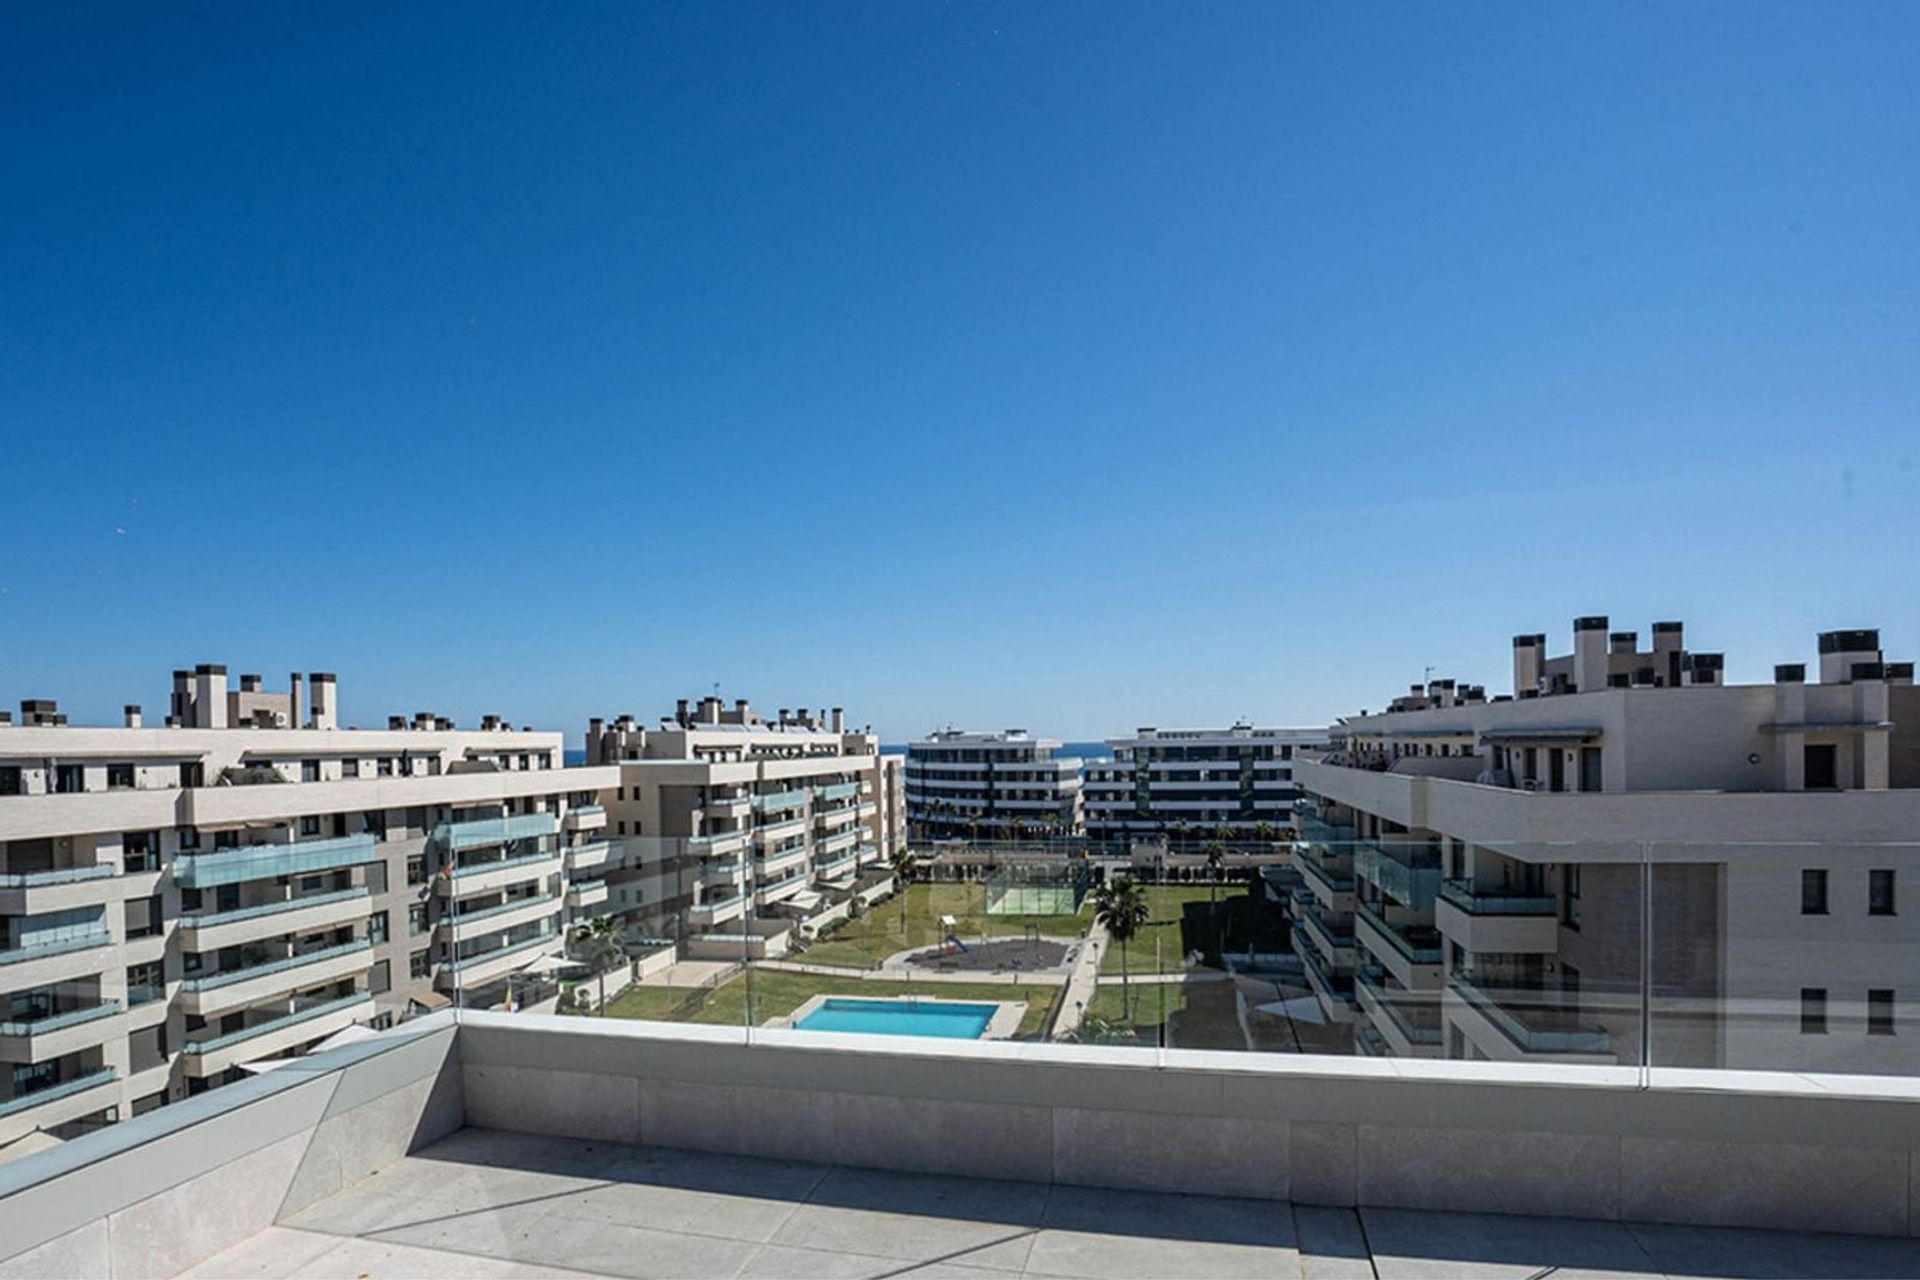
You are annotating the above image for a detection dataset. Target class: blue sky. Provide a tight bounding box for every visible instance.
[3,3,1916,743]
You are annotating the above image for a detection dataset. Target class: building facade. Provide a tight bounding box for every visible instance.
[1289,617,1920,1073]
[1082,724,1325,844]
[584,699,895,944]
[0,666,616,1149]
[904,730,1084,840]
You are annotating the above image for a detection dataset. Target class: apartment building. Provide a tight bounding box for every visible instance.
[1290,617,1920,1074]
[0,666,616,1149]
[583,698,894,941]
[1082,724,1325,843]
[904,730,1084,840]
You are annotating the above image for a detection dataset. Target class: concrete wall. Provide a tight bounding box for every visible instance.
[459,1012,1920,1237]
[0,1017,461,1279]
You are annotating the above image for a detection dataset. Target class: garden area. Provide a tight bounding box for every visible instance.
[799,882,1088,969]
[595,968,1062,1038]
[1096,883,1290,975]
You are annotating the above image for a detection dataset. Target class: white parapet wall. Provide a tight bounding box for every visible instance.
[455,1012,1920,1238]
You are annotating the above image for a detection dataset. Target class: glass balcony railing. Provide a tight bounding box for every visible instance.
[439,812,559,850]
[1294,850,1355,895]
[180,886,370,930]
[1295,814,1355,847]
[814,782,859,802]
[1453,972,1612,1054]
[1294,925,1354,997]
[1355,901,1443,965]
[1355,841,1441,910]
[751,789,809,812]
[182,995,367,1055]
[0,1068,117,1117]
[0,931,113,967]
[443,932,556,973]
[450,849,561,880]
[181,939,372,992]
[450,894,560,927]
[174,834,376,888]
[1356,967,1442,1046]
[0,1001,124,1037]
[0,865,117,887]
[1438,879,1556,916]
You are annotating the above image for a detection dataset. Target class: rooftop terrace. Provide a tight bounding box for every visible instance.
[3,1012,1919,1280]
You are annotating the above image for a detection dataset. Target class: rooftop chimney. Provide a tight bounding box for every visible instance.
[1513,634,1544,697]
[309,673,337,730]
[194,664,229,729]
[1818,630,1881,685]
[240,673,263,693]
[289,672,303,729]
[676,698,690,727]
[831,707,845,732]
[1572,617,1609,694]
[1609,631,1637,656]
[124,704,142,728]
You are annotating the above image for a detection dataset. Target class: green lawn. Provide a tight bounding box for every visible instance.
[597,966,1064,1039]
[1098,885,1239,974]
[1085,978,1249,1051]
[800,882,1088,969]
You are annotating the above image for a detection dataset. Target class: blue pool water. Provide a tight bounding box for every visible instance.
[794,998,997,1039]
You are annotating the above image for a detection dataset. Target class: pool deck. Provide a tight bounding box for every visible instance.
[180,1127,1920,1279]
[776,993,1029,1039]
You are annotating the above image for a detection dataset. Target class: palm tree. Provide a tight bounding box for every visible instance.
[1091,876,1150,1018]
[889,845,918,935]
[570,915,625,1014]
[1203,839,1228,954]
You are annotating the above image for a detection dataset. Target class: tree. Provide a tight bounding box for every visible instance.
[570,915,625,1014]
[889,845,918,935]
[1203,839,1228,954]
[1091,876,1150,1018]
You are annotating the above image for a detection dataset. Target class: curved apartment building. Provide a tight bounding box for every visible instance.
[904,729,1084,840]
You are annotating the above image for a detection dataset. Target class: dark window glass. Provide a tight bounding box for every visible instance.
[1801,869,1828,915]
[1870,869,1896,916]
[1801,987,1827,1034]
[1869,989,1895,1036]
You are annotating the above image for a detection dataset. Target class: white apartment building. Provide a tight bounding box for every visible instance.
[0,665,616,1150]
[1082,724,1326,843]
[1290,617,1920,1074]
[905,730,1084,840]
[583,698,896,942]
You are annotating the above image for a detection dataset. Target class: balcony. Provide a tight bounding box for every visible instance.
[174,834,377,888]
[566,839,613,873]
[816,828,858,855]
[1297,901,1355,964]
[178,886,371,951]
[1295,813,1355,848]
[754,815,807,843]
[813,805,858,831]
[813,851,857,881]
[441,895,561,942]
[181,993,374,1077]
[751,788,810,813]
[0,863,118,914]
[814,781,859,802]
[1354,840,1441,910]
[7,1014,1920,1279]
[1290,844,1355,903]
[180,940,375,1017]
[1355,966,1442,1056]
[755,872,808,905]
[0,1066,117,1128]
[1435,878,1560,953]
[567,879,609,910]
[0,1001,125,1064]
[1450,973,1614,1059]
[1354,901,1444,988]
[0,930,115,990]
[1292,925,1355,1018]
[705,792,752,817]
[438,812,559,851]
[756,844,808,876]
[686,894,747,927]
[688,829,748,857]
[562,805,606,833]
[436,934,558,989]
[444,850,564,897]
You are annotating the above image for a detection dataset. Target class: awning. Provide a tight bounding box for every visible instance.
[1478,726,1604,744]
[517,954,577,975]
[410,991,453,1012]
[785,889,825,911]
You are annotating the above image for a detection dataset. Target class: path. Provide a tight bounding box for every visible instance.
[1048,917,1109,1040]
[752,958,1069,986]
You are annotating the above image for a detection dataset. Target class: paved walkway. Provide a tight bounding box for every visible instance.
[193,1128,1920,1279]
[1049,918,1108,1039]
[753,959,1068,986]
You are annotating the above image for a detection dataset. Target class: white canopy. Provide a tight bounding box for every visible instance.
[238,1023,381,1074]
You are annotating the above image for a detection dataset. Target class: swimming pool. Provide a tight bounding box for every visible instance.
[793,997,998,1039]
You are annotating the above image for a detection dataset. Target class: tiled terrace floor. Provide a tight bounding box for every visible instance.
[180,1128,1920,1279]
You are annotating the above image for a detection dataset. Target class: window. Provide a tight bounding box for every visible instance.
[0,766,19,795]
[408,904,428,936]
[1804,743,1838,790]
[301,759,321,783]
[1801,869,1828,915]
[299,815,320,837]
[1870,869,1896,916]
[1561,865,1582,927]
[180,762,205,789]
[1801,987,1827,1034]
[107,763,135,789]
[123,831,158,873]
[176,825,200,851]
[343,758,360,779]
[370,959,392,995]
[368,911,389,944]
[127,1023,168,1074]
[214,829,238,850]
[406,856,427,887]
[124,895,162,939]
[127,961,164,1006]
[55,764,86,794]
[409,950,430,980]
[376,758,394,778]
[1868,989,1895,1036]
